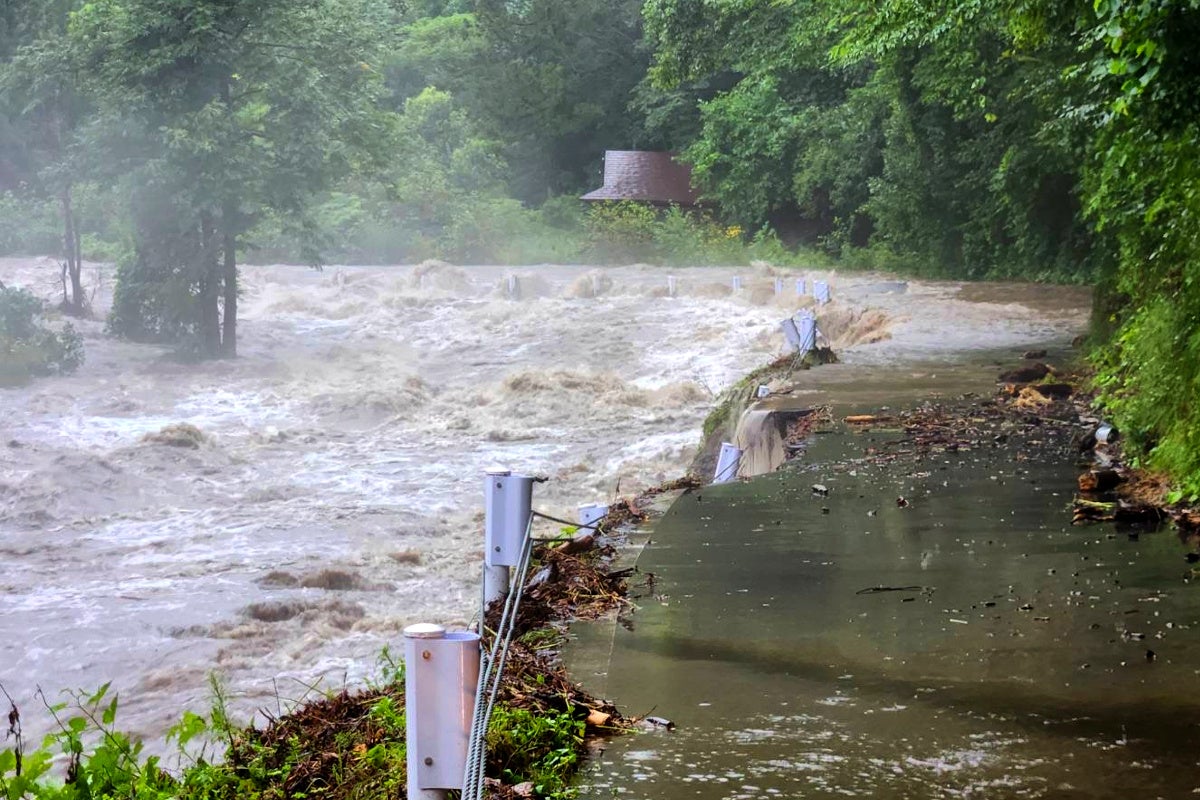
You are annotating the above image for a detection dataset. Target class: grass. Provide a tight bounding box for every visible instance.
[1,668,596,800]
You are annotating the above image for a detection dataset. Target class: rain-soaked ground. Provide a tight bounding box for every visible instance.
[0,256,1088,752]
[569,378,1200,798]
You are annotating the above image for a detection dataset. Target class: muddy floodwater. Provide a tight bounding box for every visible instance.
[570,382,1200,799]
[0,257,1087,750]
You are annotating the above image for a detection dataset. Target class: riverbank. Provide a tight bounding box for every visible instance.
[1,258,1097,797]
[19,344,1187,800]
[1,507,663,799]
[0,259,1088,747]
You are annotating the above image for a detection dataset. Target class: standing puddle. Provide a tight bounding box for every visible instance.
[570,428,1200,798]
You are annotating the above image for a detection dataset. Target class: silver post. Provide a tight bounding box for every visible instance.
[483,562,509,608]
[814,280,831,305]
[713,442,743,484]
[781,317,802,351]
[484,468,512,609]
[482,469,533,610]
[404,624,481,800]
[797,310,817,355]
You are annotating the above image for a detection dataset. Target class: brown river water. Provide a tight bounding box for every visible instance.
[0,257,1088,755]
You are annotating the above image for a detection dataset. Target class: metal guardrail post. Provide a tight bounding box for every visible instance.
[713,442,743,484]
[814,280,831,305]
[781,317,802,351]
[483,468,534,607]
[796,309,817,355]
[404,623,481,800]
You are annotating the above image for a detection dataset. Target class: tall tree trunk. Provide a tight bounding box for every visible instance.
[220,200,237,358]
[218,76,239,359]
[73,221,83,307]
[59,188,84,316]
[198,212,222,357]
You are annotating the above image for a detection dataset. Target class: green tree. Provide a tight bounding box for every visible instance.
[72,0,396,357]
[0,0,92,314]
[1082,0,1200,496]
[385,11,484,108]
[471,0,651,202]
[644,0,1092,276]
[384,85,509,257]
[0,280,84,384]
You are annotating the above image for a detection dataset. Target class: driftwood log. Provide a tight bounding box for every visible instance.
[1072,497,1161,525]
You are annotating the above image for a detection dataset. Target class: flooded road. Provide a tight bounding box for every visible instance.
[570,382,1200,798]
[0,257,1087,750]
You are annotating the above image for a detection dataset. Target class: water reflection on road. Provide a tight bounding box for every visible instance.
[572,422,1200,798]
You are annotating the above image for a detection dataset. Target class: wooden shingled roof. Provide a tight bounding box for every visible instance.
[580,150,700,205]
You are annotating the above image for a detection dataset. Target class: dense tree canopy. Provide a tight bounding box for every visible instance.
[74,0,396,356]
[643,0,1093,277]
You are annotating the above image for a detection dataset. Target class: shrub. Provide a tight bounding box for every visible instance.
[0,283,85,385]
[536,195,586,231]
[441,196,538,263]
[106,245,202,348]
[584,201,659,263]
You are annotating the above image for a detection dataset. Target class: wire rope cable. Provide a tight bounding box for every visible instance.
[461,512,536,800]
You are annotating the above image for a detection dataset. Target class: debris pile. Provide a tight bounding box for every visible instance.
[141,422,207,448]
[828,357,1197,534]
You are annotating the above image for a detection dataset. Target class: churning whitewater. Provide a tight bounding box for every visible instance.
[0,258,1087,749]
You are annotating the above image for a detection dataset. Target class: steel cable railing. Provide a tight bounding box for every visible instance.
[461,512,536,800]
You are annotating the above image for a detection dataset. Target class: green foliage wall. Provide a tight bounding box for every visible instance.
[1085,0,1200,499]
[644,0,1092,280]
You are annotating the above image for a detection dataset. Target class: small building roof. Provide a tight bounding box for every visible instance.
[580,151,699,205]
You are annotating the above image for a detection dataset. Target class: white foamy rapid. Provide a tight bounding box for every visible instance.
[0,258,1088,749]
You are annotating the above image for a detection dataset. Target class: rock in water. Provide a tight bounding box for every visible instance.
[142,422,207,449]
